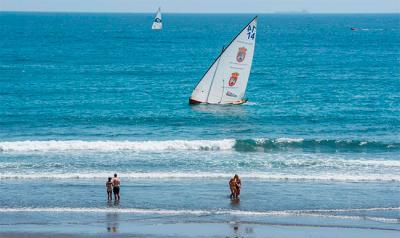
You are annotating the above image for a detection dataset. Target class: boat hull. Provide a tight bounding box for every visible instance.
[189,98,202,104]
[188,98,247,105]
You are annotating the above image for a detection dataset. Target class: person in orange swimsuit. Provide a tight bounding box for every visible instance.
[234,174,242,197]
[229,177,238,199]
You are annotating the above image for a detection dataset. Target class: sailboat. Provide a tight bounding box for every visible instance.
[151,7,162,30]
[189,16,257,105]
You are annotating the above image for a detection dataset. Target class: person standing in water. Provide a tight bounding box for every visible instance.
[229,176,238,199]
[112,173,121,201]
[234,174,242,198]
[106,177,113,201]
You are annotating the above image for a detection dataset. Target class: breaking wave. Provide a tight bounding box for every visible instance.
[0,207,398,223]
[0,139,234,152]
[0,138,398,153]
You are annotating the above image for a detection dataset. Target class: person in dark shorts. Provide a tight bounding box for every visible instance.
[106,177,113,201]
[112,173,121,201]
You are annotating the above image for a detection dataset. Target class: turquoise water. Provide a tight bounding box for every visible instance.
[0,12,399,232]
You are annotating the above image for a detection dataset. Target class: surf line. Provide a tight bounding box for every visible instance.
[0,207,399,224]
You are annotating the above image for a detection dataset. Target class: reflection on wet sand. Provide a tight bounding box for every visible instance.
[227,221,255,238]
[227,198,254,238]
[106,213,119,233]
[230,198,240,207]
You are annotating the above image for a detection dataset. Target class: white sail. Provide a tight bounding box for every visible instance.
[151,7,162,30]
[189,17,257,104]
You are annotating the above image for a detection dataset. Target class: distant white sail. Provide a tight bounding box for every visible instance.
[151,7,162,30]
[189,16,257,105]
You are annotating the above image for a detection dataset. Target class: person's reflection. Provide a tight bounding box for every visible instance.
[230,198,240,207]
[106,213,119,233]
[107,200,120,208]
[233,223,239,233]
[228,223,254,238]
[245,226,254,234]
[228,221,243,238]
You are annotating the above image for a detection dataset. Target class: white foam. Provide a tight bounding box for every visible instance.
[0,207,398,223]
[1,172,399,182]
[254,138,305,144]
[271,157,400,168]
[0,140,235,152]
[276,138,304,143]
[346,159,400,167]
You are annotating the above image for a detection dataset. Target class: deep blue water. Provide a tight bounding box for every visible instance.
[0,12,399,231]
[1,13,399,141]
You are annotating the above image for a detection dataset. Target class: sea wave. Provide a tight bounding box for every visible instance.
[234,138,400,152]
[0,139,235,152]
[0,207,398,223]
[1,172,399,182]
[0,138,398,153]
[2,158,399,170]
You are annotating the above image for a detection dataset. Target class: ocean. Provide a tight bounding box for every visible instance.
[0,12,399,236]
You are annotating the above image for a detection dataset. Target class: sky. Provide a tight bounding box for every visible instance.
[0,0,399,13]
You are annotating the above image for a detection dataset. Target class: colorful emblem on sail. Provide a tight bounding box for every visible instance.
[226,91,238,97]
[154,18,162,23]
[228,72,239,86]
[236,47,247,63]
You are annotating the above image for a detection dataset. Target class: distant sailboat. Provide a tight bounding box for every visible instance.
[152,7,162,30]
[189,16,257,105]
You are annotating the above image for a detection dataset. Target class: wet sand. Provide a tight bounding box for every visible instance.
[1,219,399,238]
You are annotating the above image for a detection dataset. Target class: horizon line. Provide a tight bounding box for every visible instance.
[1,10,399,15]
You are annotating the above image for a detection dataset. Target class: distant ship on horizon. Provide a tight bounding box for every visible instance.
[274,9,309,14]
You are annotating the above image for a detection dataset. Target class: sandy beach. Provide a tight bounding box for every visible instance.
[1,210,399,238]
[1,219,399,238]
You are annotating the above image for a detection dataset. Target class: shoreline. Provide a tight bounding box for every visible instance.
[1,219,399,238]
[1,209,399,238]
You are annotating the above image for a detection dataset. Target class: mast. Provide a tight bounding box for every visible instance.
[206,46,225,103]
